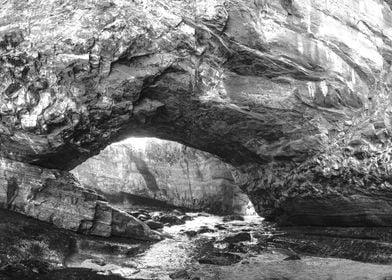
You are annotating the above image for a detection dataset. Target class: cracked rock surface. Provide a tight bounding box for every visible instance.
[0,157,160,240]
[72,139,251,215]
[1,0,392,228]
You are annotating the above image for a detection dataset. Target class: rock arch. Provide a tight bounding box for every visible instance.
[1,0,392,232]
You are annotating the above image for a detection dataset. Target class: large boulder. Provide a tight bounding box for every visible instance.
[0,157,160,240]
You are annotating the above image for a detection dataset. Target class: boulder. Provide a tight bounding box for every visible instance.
[169,270,190,279]
[111,208,162,241]
[0,157,160,241]
[198,253,242,266]
[137,214,151,221]
[222,232,251,244]
[145,220,164,230]
[155,214,184,226]
[223,215,245,222]
[197,227,216,234]
[184,231,198,238]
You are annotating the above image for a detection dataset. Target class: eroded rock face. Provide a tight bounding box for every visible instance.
[0,157,160,240]
[1,0,392,226]
[72,139,252,214]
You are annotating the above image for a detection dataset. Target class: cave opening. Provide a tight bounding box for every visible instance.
[3,0,392,277]
[71,137,257,217]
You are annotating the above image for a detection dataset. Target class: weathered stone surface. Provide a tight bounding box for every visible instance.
[0,157,160,240]
[222,232,251,244]
[198,252,242,266]
[145,220,164,230]
[111,207,161,240]
[72,139,252,214]
[1,0,392,226]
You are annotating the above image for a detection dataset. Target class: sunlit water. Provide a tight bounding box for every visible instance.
[68,213,392,280]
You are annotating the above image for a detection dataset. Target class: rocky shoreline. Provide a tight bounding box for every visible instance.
[2,208,392,280]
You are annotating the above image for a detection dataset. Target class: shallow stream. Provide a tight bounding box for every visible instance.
[67,212,392,280]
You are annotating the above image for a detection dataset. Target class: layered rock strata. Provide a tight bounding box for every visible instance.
[72,139,252,214]
[1,0,392,227]
[0,157,159,240]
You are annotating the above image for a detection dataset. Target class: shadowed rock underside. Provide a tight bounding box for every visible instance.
[1,0,392,227]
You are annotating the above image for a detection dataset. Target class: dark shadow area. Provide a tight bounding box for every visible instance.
[0,209,152,280]
[0,268,130,280]
[132,153,160,193]
[272,226,392,264]
[99,190,176,210]
[6,177,18,209]
[0,209,77,280]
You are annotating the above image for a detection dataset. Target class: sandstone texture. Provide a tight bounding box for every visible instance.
[72,139,251,214]
[1,0,392,226]
[0,157,159,240]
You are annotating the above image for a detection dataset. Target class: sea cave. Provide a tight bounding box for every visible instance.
[2,0,392,279]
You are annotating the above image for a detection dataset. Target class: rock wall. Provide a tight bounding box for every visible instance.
[72,139,252,215]
[1,0,392,227]
[0,157,160,240]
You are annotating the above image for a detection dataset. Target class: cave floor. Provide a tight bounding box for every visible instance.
[2,209,392,280]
